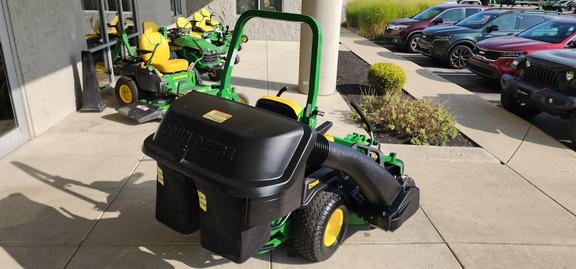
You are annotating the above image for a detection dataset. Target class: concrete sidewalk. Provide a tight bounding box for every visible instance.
[1,28,576,268]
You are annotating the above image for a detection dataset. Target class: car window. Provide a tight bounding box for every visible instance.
[518,20,576,43]
[456,12,499,29]
[464,8,483,17]
[413,6,443,21]
[438,9,462,23]
[518,15,547,29]
[492,15,518,31]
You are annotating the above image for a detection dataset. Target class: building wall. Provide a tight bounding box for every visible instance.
[186,0,302,41]
[6,0,86,136]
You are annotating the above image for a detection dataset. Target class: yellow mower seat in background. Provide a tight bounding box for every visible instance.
[139,21,189,73]
[176,17,202,38]
[255,96,302,120]
[193,12,213,32]
[200,8,219,27]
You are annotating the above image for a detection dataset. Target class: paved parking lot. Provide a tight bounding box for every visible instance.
[377,43,575,149]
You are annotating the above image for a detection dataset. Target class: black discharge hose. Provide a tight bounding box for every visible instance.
[308,135,402,208]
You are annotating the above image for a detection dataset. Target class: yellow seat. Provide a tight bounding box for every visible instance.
[200,8,219,27]
[255,96,302,120]
[139,21,189,73]
[176,17,202,38]
[193,11,213,32]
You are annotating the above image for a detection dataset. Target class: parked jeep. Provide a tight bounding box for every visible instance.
[417,9,565,68]
[468,17,576,81]
[500,49,576,144]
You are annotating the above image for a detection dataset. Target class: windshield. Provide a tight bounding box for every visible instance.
[412,6,442,21]
[518,20,576,44]
[456,12,499,29]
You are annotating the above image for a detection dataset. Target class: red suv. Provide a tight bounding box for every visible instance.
[468,17,576,81]
[383,4,487,53]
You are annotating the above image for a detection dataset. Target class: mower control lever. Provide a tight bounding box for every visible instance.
[276,86,288,97]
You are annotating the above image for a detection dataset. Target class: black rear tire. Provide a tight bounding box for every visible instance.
[293,189,349,262]
[500,90,541,118]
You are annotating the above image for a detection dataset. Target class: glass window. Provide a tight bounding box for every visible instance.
[492,15,517,31]
[518,15,547,30]
[237,0,282,14]
[465,8,483,17]
[438,9,462,23]
[82,0,138,88]
[171,0,183,17]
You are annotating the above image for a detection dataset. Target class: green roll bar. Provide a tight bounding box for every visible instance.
[218,10,322,127]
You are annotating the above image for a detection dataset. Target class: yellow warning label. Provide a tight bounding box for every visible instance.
[308,179,320,190]
[203,110,232,123]
[198,190,207,212]
[157,166,164,185]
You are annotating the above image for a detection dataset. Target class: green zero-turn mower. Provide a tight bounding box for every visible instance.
[163,23,227,82]
[142,10,420,263]
[113,20,248,123]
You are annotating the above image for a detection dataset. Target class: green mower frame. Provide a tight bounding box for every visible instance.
[143,10,419,263]
[113,20,247,123]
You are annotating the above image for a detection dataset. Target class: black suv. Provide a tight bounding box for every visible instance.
[500,49,576,144]
[417,9,565,68]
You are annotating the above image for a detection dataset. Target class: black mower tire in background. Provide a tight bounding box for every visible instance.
[237,92,249,105]
[293,189,349,262]
[208,69,223,81]
[500,90,541,118]
[234,54,240,65]
[114,77,139,106]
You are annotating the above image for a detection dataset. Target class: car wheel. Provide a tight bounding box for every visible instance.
[293,188,349,262]
[500,90,541,118]
[405,33,421,53]
[569,113,576,145]
[448,45,472,69]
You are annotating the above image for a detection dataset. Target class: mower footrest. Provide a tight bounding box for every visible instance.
[116,102,163,123]
[367,186,420,231]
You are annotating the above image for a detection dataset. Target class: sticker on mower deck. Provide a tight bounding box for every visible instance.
[198,190,207,212]
[136,105,150,111]
[203,110,232,123]
[157,166,164,185]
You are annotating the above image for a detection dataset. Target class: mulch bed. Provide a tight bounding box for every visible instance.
[336,50,477,147]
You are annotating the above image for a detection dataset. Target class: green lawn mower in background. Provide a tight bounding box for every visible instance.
[113,20,247,123]
[142,10,420,263]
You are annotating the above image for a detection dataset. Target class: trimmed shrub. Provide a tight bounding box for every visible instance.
[367,62,406,95]
[354,93,458,146]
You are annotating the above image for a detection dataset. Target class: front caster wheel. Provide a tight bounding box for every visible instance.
[293,189,349,262]
[114,77,139,105]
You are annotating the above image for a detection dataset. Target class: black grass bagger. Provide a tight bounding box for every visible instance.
[142,10,420,264]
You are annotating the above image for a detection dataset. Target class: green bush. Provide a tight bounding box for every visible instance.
[367,62,406,95]
[345,0,443,39]
[355,93,458,146]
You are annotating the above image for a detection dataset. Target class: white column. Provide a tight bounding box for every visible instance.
[298,0,342,95]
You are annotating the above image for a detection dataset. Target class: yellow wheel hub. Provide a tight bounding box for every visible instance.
[119,85,133,103]
[323,208,344,247]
